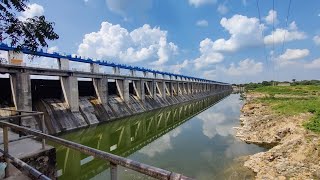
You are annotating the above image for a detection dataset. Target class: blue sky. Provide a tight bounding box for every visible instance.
[3,0,320,83]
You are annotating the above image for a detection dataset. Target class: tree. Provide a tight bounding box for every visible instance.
[0,0,59,52]
[262,81,271,86]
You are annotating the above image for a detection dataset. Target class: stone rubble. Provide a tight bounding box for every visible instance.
[236,93,320,180]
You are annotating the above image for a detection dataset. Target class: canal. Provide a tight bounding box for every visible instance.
[52,93,265,179]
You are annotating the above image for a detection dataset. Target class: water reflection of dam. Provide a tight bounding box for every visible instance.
[53,92,230,179]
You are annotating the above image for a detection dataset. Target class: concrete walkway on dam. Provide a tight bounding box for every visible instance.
[0,127,55,179]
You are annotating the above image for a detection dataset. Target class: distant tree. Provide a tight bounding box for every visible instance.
[261,81,272,86]
[292,79,296,82]
[0,0,59,52]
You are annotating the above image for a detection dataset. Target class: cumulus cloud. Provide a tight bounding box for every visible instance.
[105,0,152,17]
[196,20,209,27]
[19,3,44,21]
[209,15,264,52]
[199,112,231,139]
[217,4,228,15]
[203,69,217,80]
[78,21,178,65]
[47,46,59,53]
[264,22,307,45]
[264,10,278,25]
[189,0,217,7]
[275,49,309,67]
[313,35,320,45]
[189,15,264,71]
[221,59,263,76]
[278,49,309,61]
[139,127,181,157]
[168,60,190,74]
[193,38,224,69]
[304,58,320,69]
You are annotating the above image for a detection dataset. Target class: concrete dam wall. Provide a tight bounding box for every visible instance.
[0,50,232,134]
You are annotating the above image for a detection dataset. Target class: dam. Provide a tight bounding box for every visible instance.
[0,44,240,179]
[0,44,232,134]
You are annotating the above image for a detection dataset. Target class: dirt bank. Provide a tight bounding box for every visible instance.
[236,93,320,180]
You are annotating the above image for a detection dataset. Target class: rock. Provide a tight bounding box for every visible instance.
[235,92,319,180]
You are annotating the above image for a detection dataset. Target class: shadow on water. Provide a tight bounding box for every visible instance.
[51,92,265,180]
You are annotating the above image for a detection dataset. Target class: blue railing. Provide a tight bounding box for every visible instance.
[0,43,229,85]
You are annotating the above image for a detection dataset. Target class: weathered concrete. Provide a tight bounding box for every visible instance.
[0,128,56,179]
[0,57,232,134]
[152,81,157,99]
[133,80,145,101]
[116,79,129,102]
[60,76,79,112]
[58,58,69,70]
[10,73,32,112]
[93,77,108,104]
[156,81,166,98]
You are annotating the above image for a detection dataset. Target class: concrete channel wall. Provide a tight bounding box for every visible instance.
[0,51,232,134]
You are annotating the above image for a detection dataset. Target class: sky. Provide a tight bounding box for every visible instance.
[1,0,320,83]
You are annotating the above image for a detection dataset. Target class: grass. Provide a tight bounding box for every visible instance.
[253,85,320,96]
[250,85,320,133]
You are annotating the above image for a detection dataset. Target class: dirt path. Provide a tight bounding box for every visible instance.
[236,93,320,180]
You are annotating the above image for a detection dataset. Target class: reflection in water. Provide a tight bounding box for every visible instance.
[52,93,265,180]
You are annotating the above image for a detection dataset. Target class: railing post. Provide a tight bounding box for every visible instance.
[41,114,46,149]
[18,112,22,137]
[3,126,10,178]
[110,162,118,180]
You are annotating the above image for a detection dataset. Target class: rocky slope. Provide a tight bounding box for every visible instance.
[236,93,320,180]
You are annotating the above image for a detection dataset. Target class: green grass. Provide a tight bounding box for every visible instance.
[251,85,320,133]
[253,85,320,96]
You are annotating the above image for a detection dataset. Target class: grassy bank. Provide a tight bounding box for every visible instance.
[248,85,320,132]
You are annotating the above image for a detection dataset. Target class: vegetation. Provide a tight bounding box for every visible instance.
[251,85,320,133]
[241,80,320,91]
[0,0,59,52]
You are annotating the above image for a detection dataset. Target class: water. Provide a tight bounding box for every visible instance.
[52,93,265,180]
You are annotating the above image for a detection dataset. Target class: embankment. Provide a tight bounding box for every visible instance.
[236,93,320,179]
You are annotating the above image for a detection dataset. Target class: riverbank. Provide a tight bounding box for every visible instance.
[236,85,320,179]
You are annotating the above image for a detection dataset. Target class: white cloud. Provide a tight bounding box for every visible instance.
[203,69,217,80]
[78,22,178,65]
[47,46,59,53]
[169,60,190,74]
[193,38,224,69]
[304,58,320,69]
[188,15,264,71]
[264,22,307,45]
[274,49,309,67]
[209,14,264,52]
[196,20,208,27]
[278,49,309,61]
[264,10,278,25]
[188,0,217,7]
[221,59,263,76]
[313,35,320,45]
[217,4,228,15]
[200,112,230,139]
[139,127,181,157]
[19,3,44,21]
